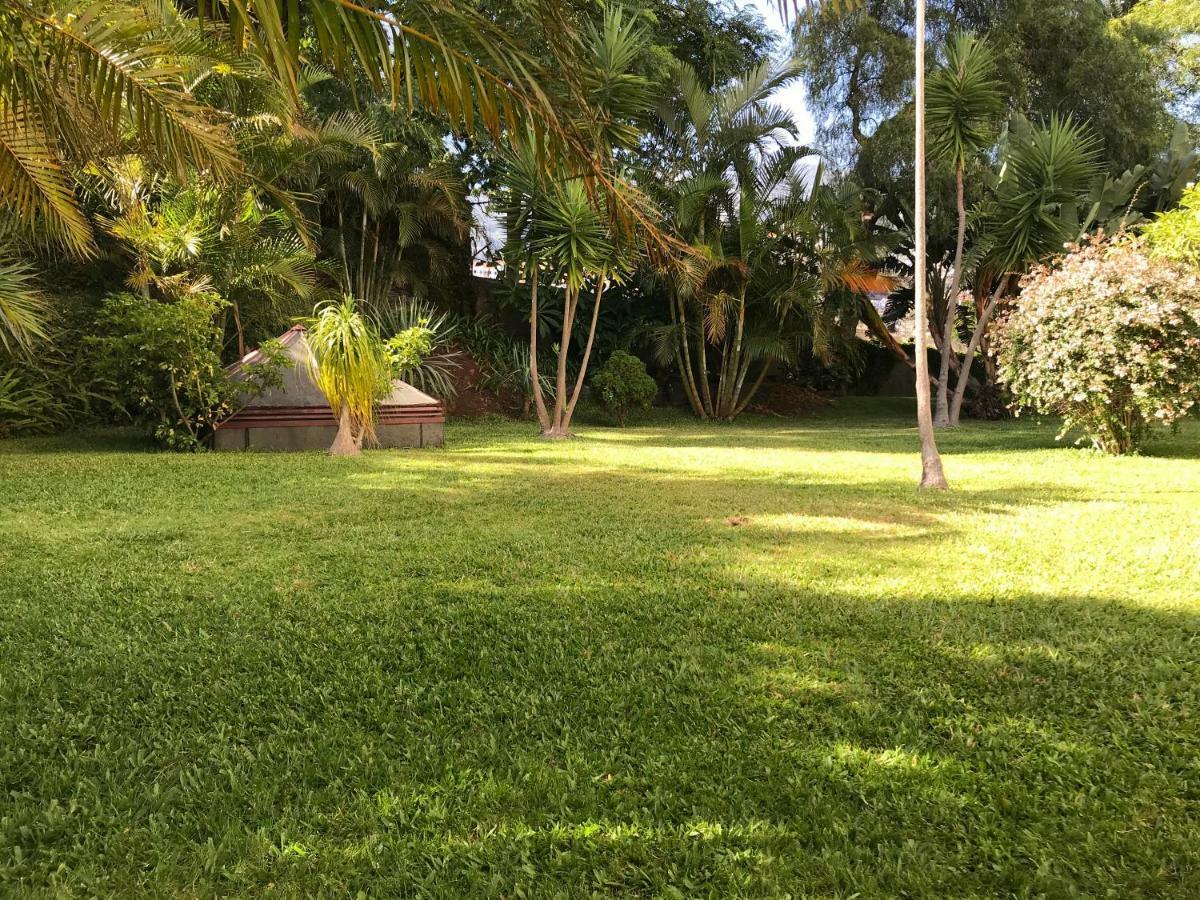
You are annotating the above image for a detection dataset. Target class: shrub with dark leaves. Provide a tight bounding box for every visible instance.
[592,350,656,426]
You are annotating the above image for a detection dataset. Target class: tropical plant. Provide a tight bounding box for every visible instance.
[925,31,1003,427]
[996,236,1200,454]
[500,5,651,438]
[88,291,285,449]
[0,368,70,435]
[317,109,471,308]
[944,114,1102,426]
[645,52,905,421]
[592,349,656,425]
[0,0,241,256]
[305,295,391,456]
[94,161,323,356]
[371,298,461,400]
[0,257,50,351]
[647,59,805,421]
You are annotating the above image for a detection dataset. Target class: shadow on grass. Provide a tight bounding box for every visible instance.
[3,428,1200,896]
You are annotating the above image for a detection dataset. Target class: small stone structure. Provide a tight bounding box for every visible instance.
[214,326,444,451]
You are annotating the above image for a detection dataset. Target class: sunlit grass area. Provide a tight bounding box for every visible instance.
[2,398,1198,896]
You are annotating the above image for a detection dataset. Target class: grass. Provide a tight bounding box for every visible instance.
[1,398,1199,897]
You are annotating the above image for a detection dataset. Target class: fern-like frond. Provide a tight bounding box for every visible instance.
[0,100,95,254]
[0,257,51,351]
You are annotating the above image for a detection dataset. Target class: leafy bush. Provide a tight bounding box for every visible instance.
[372,300,460,399]
[996,237,1200,454]
[385,325,435,372]
[89,292,284,450]
[591,350,656,426]
[1141,183,1200,265]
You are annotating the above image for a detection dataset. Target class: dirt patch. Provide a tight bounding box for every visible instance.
[444,345,522,418]
[747,384,832,417]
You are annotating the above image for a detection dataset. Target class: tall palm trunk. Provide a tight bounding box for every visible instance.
[528,268,552,432]
[913,0,949,490]
[544,283,576,438]
[671,291,706,417]
[934,162,967,426]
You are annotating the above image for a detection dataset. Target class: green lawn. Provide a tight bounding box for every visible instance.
[2,399,1199,897]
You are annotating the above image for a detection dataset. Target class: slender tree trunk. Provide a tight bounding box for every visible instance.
[671,291,706,417]
[935,163,967,427]
[357,207,369,299]
[913,0,949,490]
[562,277,605,430]
[949,274,1009,426]
[720,290,748,417]
[329,407,359,456]
[528,269,552,433]
[546,284,575,438]
[231,301,246,359]
[732,360,771,417]
[337,203,351,294]
[695,310,714,417]
[720,286,748,419]
[715,338,730,418]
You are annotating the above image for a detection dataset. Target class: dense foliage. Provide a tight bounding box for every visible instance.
[89,292,285,449]
[592,349,656,425]
[0,0,1195,447]
[997,238,1200,454]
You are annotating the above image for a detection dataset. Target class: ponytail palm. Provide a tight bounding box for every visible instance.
[306,295,390,456]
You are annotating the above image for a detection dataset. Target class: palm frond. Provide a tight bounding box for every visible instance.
[0,101,95,254]
[0,257,51,351]
[926,32,1005,168]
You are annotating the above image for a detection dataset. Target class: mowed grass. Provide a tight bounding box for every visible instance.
[1,399,1199,897]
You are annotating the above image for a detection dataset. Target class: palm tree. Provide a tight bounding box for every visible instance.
[320,112,470,308]
[0,0,241,256]
[306,295,390,456]
[503,160,619,437]
[926,32,1003,427]
[945,115,1101,425]
[500,6,651,438]
[647,58,807,420]
[912,0,948,489]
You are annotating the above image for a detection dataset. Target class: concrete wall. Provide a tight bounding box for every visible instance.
[215,422,443,451]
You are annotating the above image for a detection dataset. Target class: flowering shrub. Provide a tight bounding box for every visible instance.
[995,237,1200,454]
